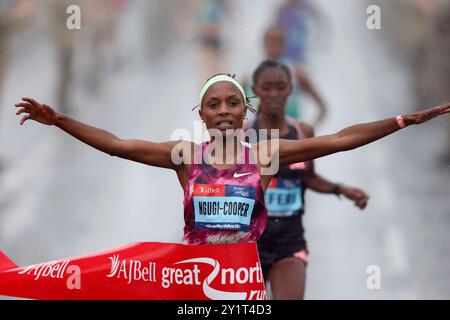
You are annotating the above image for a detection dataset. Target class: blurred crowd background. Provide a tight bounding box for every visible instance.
[380,0,450,155]
[0,0,449,299]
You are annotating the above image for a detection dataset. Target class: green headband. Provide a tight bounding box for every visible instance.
[199,75,247,107]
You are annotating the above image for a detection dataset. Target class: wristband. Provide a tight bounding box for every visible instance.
[332,183,340,195]
[396,115,406,129]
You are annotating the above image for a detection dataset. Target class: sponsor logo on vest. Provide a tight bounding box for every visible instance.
[233,172,252,178]
[236,190,249,197]
[199,186,220,194]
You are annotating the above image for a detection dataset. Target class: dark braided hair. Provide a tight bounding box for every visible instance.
[192,73,256,113]
[252,59,292,85]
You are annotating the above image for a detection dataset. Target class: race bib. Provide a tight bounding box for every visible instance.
[265,178,302,217]
[193,184,256,231]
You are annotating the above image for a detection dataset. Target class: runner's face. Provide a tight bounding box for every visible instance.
[253,68,292,117]
[199,82,246,135]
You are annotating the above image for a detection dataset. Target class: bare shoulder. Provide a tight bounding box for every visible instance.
[294,64,307,75]
[175,140,199,163]
[174,140,200,187]
[254,139,281,169]
[294,65,308,80]
[299,121,315,138]
[254,140,279,160]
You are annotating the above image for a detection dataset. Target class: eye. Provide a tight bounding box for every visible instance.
[229,100,240,106]
[277,83,287,90]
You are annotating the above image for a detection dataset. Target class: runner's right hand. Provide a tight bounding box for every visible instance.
[15,98,58,126]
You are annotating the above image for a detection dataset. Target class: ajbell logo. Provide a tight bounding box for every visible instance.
[107,255,157,284]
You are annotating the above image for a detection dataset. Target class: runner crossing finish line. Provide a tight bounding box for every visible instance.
[11,68,450,299]
[0,242,266,300]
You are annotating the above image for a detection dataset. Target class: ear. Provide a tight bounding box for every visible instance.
[198,109,204,122]
[287,83,293,96]
[251,85,258,96]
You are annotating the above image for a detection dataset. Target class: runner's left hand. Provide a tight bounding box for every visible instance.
[340,186,369,209]
[404,102,450,125]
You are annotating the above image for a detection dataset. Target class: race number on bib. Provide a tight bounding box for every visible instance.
[265,178,302,217]
[193,184,256,231]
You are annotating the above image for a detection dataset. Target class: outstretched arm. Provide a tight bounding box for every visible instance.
[299,122,369,209]
[277,103,450,166]
[15,98,183,170]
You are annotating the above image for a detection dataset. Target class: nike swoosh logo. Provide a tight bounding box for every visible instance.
[233,172,252,178]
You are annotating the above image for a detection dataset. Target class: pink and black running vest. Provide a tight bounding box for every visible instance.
[246,117,308,217]
[246,117,310,269]
[182,141,267,244]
